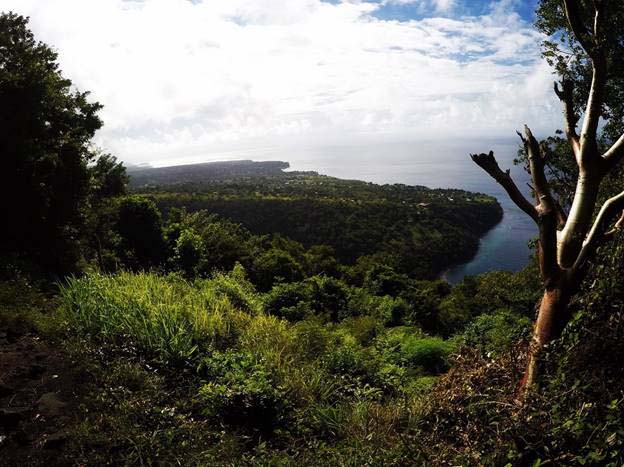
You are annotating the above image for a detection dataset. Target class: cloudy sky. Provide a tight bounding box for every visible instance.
[1,0,562,166]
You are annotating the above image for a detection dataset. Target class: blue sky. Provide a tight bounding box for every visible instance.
[1,0,560,166]
[370,0,539,22]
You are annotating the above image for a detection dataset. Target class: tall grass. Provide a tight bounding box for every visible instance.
[60,271,255,363]
[59,270,447,447]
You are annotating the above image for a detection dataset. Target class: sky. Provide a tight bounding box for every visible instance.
[0,0,563,167]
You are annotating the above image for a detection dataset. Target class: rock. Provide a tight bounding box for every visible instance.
[36,392,66,416]
[0,407,29,429]
[42,431,68,449]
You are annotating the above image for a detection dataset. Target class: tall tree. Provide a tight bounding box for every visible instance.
[0,13,122,275]
[471,0,624,394]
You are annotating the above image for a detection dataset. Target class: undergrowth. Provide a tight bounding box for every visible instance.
[56,269,456,464]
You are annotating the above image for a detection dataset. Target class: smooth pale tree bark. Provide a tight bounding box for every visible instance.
[471,0,624,397]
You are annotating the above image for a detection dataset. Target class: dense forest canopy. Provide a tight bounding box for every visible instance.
[128,161,502,278]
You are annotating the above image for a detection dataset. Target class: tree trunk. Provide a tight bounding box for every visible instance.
[520,283,571,395]
[558,173,601,267]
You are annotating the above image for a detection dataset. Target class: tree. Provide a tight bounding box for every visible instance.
[471,0,624,394]
[173,228,204,277]
[251,248,303,291]
[85,152,128,271]
[88,152,128,202]
[115,196,166,269]
[0,13,122,275]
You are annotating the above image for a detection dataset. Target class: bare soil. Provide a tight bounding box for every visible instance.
[0,325,87,466]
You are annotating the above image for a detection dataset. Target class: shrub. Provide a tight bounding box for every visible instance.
[363,263,410,296]
[324,344,369,377]
[197,351,291,431]
[462,309,531,357]
[292,320,332,360]
[238,313,294,368]
[263,281,312,322]
[400,336,454,375]
[207,264,261,315]
[173,228,203,277]
[374,326,425,363]
[342,316,382,346]
[308,276,351,322]
[376,296,411,326]
[308,404,350,439]
[115,196,166,269]
[252,248,303,291]
[347,290,410,326]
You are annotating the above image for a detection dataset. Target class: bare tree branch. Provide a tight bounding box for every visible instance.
[554,80,581,161]
[470,150,539,223]
[603,132,624,170]
[581,57,607,160]
[604,211,624,240]
[563,0,607,165]
[572,190,624,273]
[519,126,561,282]
[521,126,556,211]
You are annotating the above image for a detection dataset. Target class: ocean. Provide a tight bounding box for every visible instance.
[279,139,536,283]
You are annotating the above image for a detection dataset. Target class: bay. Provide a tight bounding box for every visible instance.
[278,139,536,283]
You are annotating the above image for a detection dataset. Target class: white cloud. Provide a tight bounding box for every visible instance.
[384,0,456,14]
[0,0,560,165]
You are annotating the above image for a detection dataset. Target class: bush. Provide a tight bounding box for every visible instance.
[197,351,291,431]
[115,196,166,269]
[342,316,382,346]
[252,248,303,291]
[400,336,454,375]
[324,344,369,377]
[173,228,203,277]
[363,263,410,296]
[292,320,332,360]
[207,264,261,315]
[462,309,531,357]
[347,289,410,326]
[308,276,351,322]
[264,281,312,322]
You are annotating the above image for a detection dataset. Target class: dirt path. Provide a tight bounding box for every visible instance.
[0,325,84,465]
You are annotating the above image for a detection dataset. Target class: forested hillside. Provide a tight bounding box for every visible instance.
[129,163,502,278]
[2,1,624,465]
[128,160,291,187]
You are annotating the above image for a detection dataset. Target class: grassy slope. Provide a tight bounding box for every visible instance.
[4,245,620,465]
[1,272,449,465]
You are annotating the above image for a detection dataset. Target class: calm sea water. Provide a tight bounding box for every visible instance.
[278,139,536,283]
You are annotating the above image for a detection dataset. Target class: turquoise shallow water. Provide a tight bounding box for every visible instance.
[277,139,536,283]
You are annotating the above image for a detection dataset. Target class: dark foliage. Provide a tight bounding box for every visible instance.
[133,170,502,279]
[0,13,126,276]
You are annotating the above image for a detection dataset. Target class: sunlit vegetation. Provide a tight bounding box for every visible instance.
[51,265,540,464]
